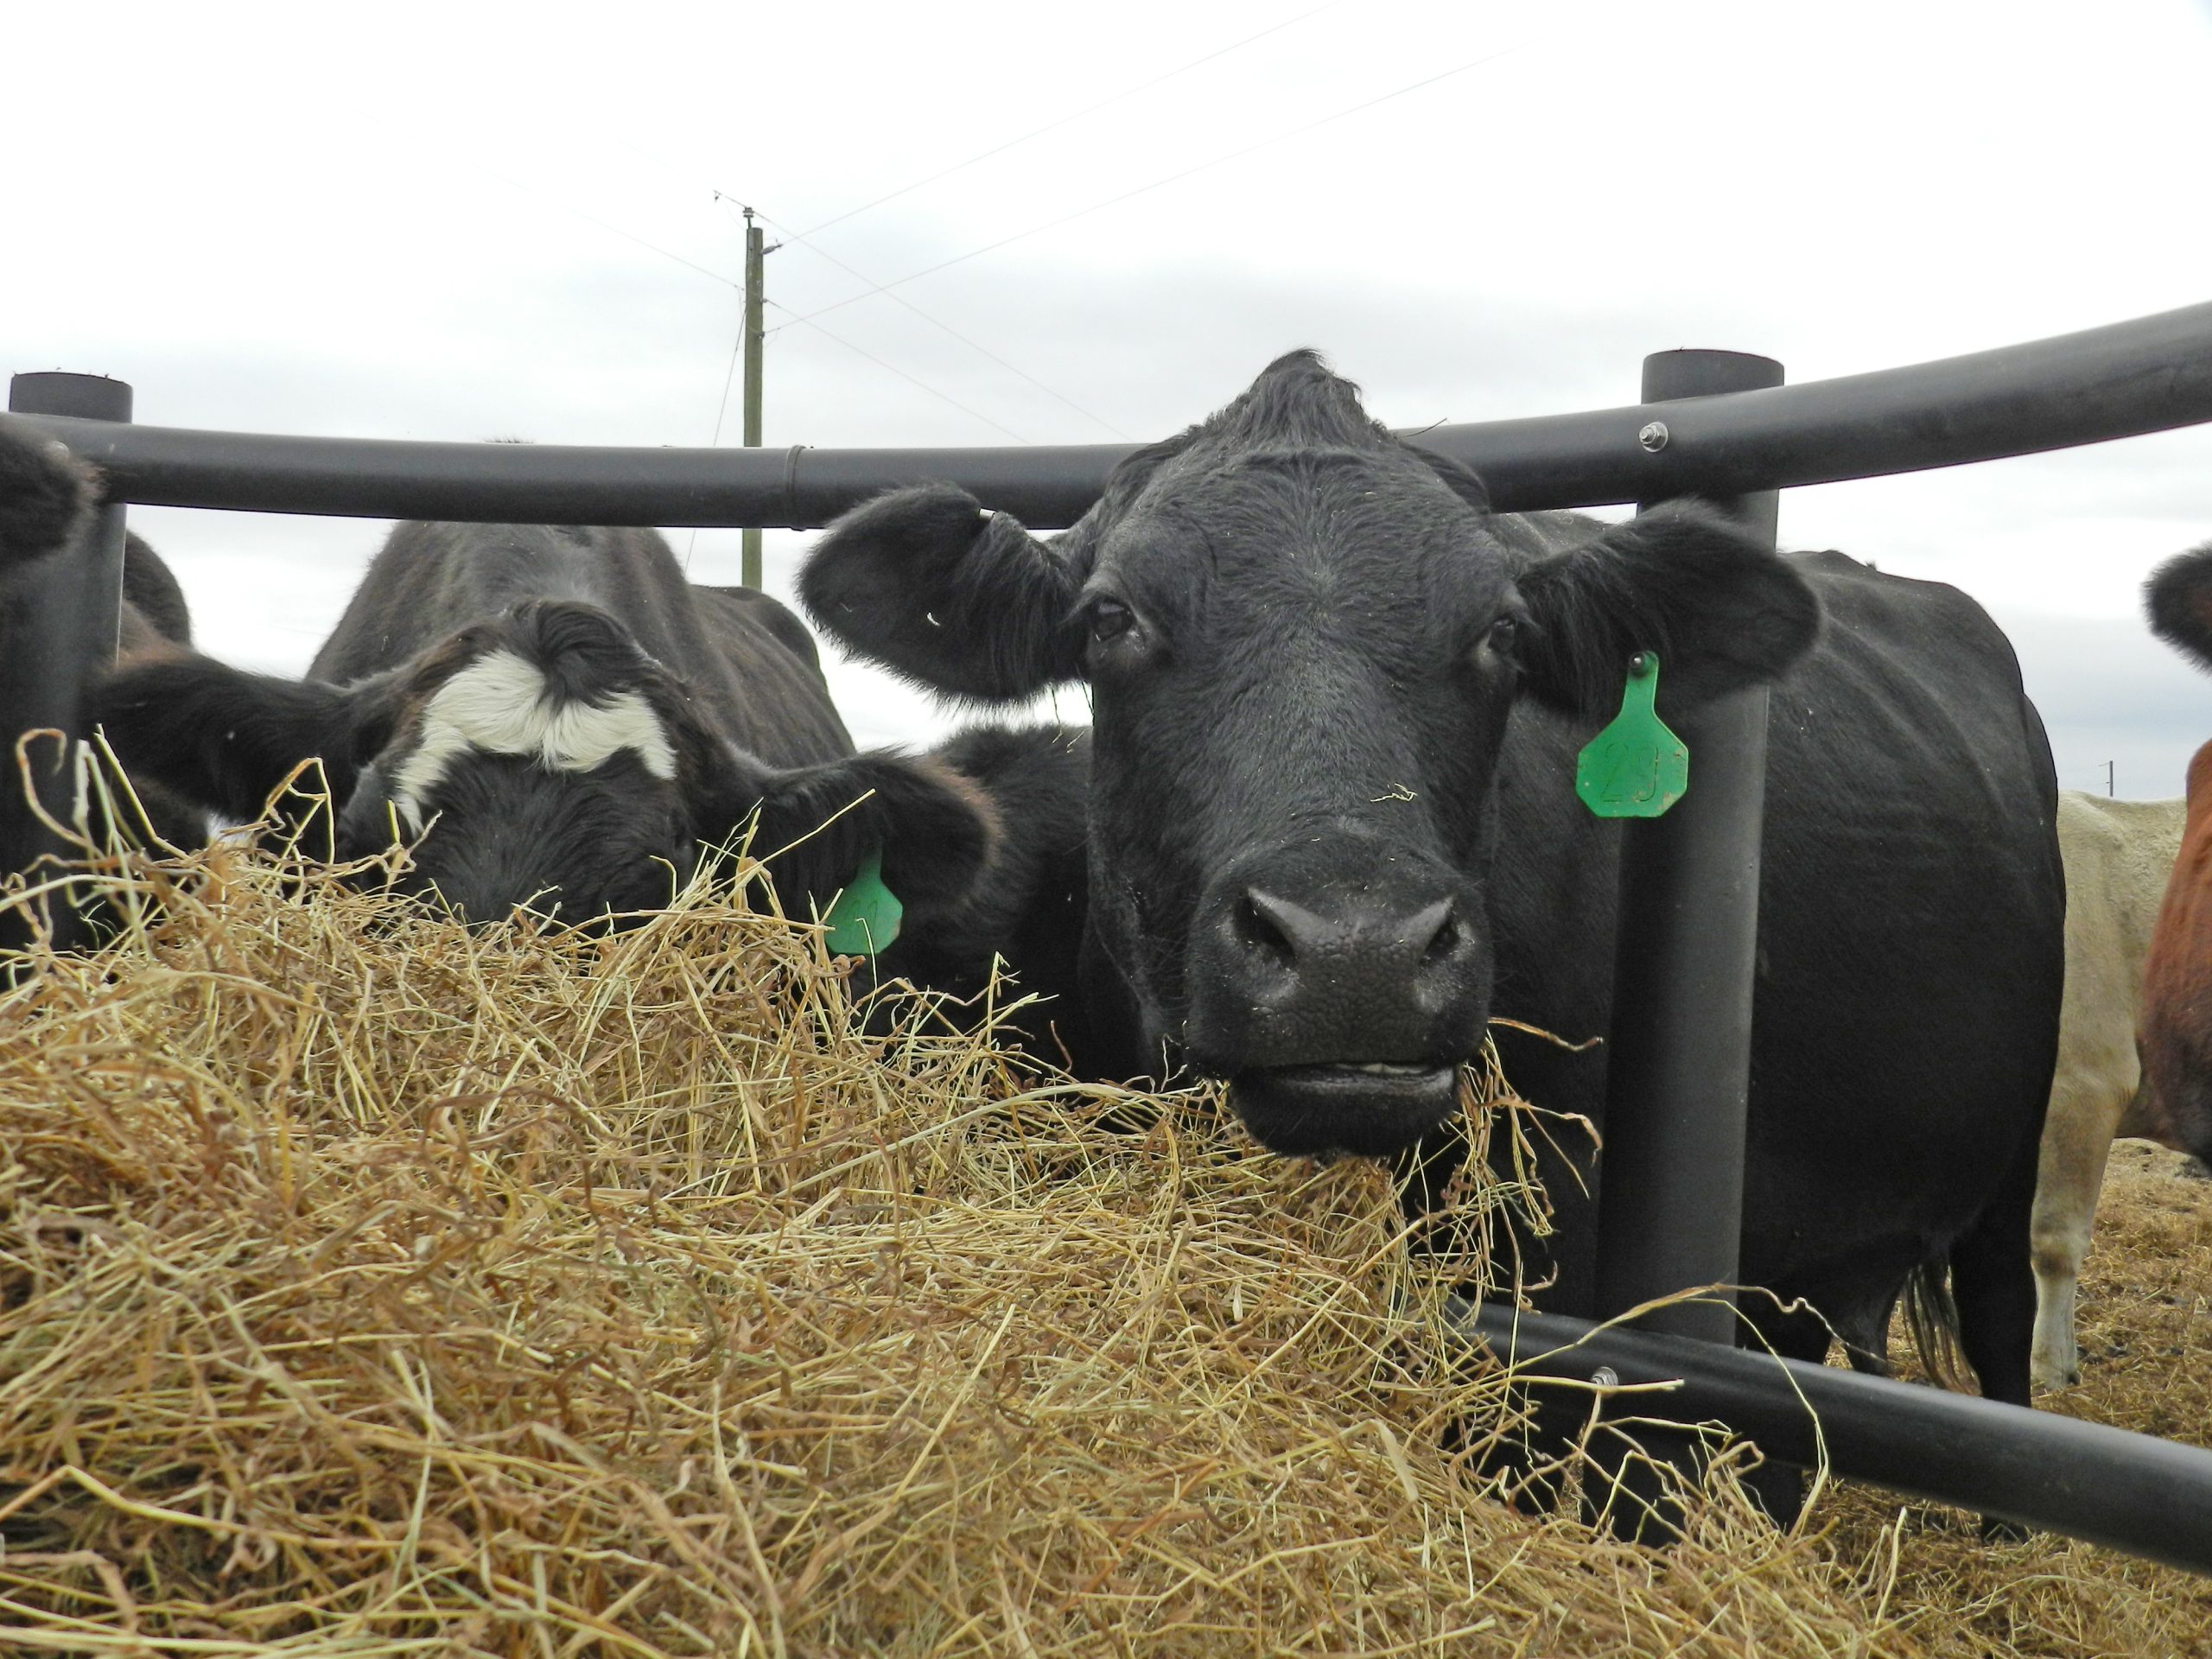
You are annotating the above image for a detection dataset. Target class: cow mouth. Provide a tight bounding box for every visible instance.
[1226,1061,1462,1160]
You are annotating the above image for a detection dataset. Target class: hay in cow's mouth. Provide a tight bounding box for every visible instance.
[0,781,2198,1656]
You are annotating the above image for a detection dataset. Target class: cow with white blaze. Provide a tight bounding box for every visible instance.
[87,518,995,928]
[801,351,2065,1414]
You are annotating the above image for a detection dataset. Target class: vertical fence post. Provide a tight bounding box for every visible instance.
[1586,348,1783,1535]
[2,372,133,954]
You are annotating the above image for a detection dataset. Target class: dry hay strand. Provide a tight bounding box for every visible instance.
[0,827,2005,1656]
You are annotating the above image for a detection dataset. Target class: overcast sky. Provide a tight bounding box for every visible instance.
[9,0,2212,796]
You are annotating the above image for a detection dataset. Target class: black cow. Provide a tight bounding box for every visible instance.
[801,352,2063,1412]
[90,518,995,928]
[861,723,1101,1071]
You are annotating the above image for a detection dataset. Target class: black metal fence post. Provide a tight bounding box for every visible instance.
[1585,349,1783,1535]
[2,372,132,953]
[1594,348,1783,1334]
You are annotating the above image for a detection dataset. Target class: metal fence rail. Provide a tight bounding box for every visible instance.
[1463,1301,2212,1575]
[12,299,2212,527]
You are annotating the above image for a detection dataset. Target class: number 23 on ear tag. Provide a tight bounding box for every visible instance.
[1575,652,1688,818]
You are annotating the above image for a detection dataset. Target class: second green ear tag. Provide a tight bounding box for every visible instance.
[1575,652,1688,818]
[821,849,904,957]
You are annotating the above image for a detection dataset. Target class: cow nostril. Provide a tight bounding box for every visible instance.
[1236,889,1300,969]
[1415,898,1460,968]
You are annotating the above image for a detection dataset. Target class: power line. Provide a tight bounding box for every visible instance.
[732,200,1131,439]
[708,296,747,449]
[684,294,750,569]
[773,301,1033,443]
[794,0,1347,241]
[331,96,1044,457]
[335,99,745,293]
[771,37,1535,334]
[546,127,1126,438]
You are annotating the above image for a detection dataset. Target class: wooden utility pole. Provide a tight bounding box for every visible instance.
[741,210,766,589]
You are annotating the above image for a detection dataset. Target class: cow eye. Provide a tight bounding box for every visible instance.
[1484,616,1520,657]
[1088,597,1136,644]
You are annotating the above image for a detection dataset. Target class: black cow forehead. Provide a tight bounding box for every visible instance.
[1201,349,1391,451]
[1065,353,1402,550]
[1094,470,1516,644]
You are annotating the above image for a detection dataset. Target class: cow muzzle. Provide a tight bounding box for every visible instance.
[1181,841,1490,1158]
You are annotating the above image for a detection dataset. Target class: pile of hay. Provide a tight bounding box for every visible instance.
[0,834,1924,1655]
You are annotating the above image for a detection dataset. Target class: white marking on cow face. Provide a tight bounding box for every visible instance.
[386,649,678,834]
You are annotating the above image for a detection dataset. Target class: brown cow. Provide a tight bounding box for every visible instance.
[2132,545,2212,1181]
[2031,789,2185,1389]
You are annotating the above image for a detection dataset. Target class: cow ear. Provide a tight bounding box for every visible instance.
[2147,543,2212,672]
[0,420,96,570]
[800,485,1088,701]
[697,745,998,925]
[1512,501,1821,719]
[89,653,401,823]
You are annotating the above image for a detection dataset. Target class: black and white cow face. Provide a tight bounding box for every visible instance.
[93,596,996,929]
[333,601,700,918]
[804,353,1820,1158]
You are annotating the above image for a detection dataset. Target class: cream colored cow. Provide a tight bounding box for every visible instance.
[2031,789,2186,1390]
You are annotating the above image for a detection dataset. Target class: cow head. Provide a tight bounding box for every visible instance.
[92,596,995,930]
[803,352,1819,1158]
[2147,542,2212,671]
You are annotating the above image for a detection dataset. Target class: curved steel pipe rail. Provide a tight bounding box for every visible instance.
[1463,1300,2212,1575]
[12,301,2212,529]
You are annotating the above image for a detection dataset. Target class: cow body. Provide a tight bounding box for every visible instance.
[801,353,2063,1410]
[91,519,992,928]
[2028,791,2185,1390]
[1484,550,2061,1380]
[306,526,853,771]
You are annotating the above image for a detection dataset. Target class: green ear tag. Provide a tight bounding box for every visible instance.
[1575,652,1689,818]
[821,849,904,957]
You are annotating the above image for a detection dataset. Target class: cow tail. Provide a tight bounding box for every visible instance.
[1904,1262,1976,1394]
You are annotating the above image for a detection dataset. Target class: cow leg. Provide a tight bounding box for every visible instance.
[2029,1075,2128,1391]
[1947,1127,2044,1408]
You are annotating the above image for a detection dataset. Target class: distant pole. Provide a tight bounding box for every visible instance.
[2107,760,2115,798]
[741,209,766,589]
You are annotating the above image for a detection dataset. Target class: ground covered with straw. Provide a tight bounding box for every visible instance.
[0,835,2207,1655]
